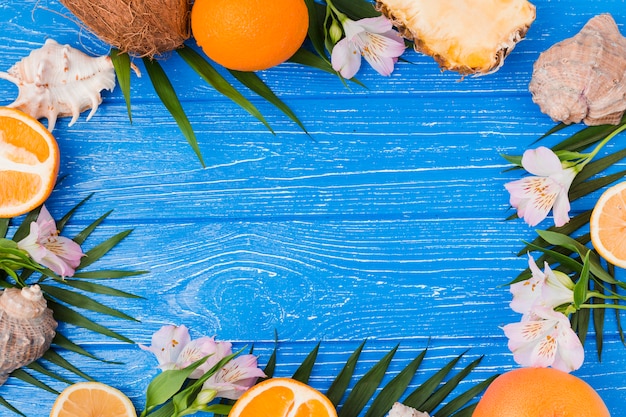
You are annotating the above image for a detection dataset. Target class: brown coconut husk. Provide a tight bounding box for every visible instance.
[60,0,191,58]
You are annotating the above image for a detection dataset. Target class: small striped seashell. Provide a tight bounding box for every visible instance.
[0,39,116,131]
[0,285,57,385]
[529,14,626,126]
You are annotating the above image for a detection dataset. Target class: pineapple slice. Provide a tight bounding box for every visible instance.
[376,0,536,75]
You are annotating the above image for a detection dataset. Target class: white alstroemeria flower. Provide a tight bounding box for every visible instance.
[202,354,267,400]
[331,15,406,79]
[510,254,575,318]
[503,306,584,373]
[504,146,578,227]
[386,402,430,417]
[17,205,84,277]
[139,324,192,370]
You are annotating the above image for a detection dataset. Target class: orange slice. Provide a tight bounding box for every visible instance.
[49,381,137,417]
[229,377,337,417]
[0,107,60,218]
[590,181,626,268]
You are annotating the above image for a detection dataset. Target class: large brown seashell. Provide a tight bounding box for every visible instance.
[529,14,626,126]
[0,285,57,385]
[376,0,536,75]
[59,0,191,57]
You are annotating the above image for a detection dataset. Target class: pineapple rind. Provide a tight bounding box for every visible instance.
[376,0,536,75]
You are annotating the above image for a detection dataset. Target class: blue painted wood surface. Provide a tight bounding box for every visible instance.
[2,1,626,416]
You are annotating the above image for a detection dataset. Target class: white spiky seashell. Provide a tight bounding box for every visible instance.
[0,285,57,385]
[0,39,116,130]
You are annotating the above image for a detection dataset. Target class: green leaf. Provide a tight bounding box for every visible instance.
[40,284,138,322]
[142,356,209,416]
[0,395,26,416]
[176,46,274,134]
[326,340,366,406]
[330,0,380,19]
[10,369,58,394]
[420,356,483,414]
[47,300,134,343]
[403,352,464,410]
[292,342,320,384]
[146,402,175,417]
[289,47,334,73]
[552,120,626,152]
[0,218,9,238]
[573,148,626,185]
[500,153,523,167]
[364,348,427,417]
[516,211,591,257]
[435,374,498,417]
[573,252,591,309]
[572,308,590,345]
[73,209,111,246]
[302,0,329,61]
[11,207,41,242]
[142,57,205,167]
[535,230,620,285]
[51,332,115,364]
[260,331,278,381]
[57,194,93,233]
[228,69,308,134]
[110,49,134,122]
[78,229,133,270]
[26,361,74,385]
[171,350,241,416]
[592,280,606,360]
[337,345,398,417]
[43,347,95,380]
[56,278,143,298]
[72,270,148,280]
[569,170,626,202]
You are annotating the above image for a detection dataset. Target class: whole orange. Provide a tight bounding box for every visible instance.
[472,367,610,417]
[191,0,309,71]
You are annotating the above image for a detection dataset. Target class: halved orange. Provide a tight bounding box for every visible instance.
[229,377,337,417]
[590,181,626,268]
[50,381,136,417]
[0,107,60,218]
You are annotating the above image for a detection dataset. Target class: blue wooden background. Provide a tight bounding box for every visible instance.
[2,1,626,415]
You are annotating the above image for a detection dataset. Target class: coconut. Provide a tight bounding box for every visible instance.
[60,0,191,58]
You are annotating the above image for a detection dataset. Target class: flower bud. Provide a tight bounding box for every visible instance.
[194,389,217,406]
[328,20,344,44]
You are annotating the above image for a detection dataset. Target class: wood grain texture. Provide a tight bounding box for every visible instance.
[2,1,626,416]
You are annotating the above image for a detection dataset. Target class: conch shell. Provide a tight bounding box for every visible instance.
[529,14,626,126]
[376,0,536,75]
[0,39,116,131]
[0,285,57,385]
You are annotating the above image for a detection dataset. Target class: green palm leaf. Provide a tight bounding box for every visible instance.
[292,342,321,383]
[57,278,143,298]
[176,46,274,134]
[0,396,25,416]
[338,345,398,417]
[229,69,309,134]
[10,369,57,394]
[327,340,366,406]
[40,284,138,322]
[143,57,205,167]
[110,49,134,122]
[270,341,494,417]
[363,349,427,417]
[0,198,143,415]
